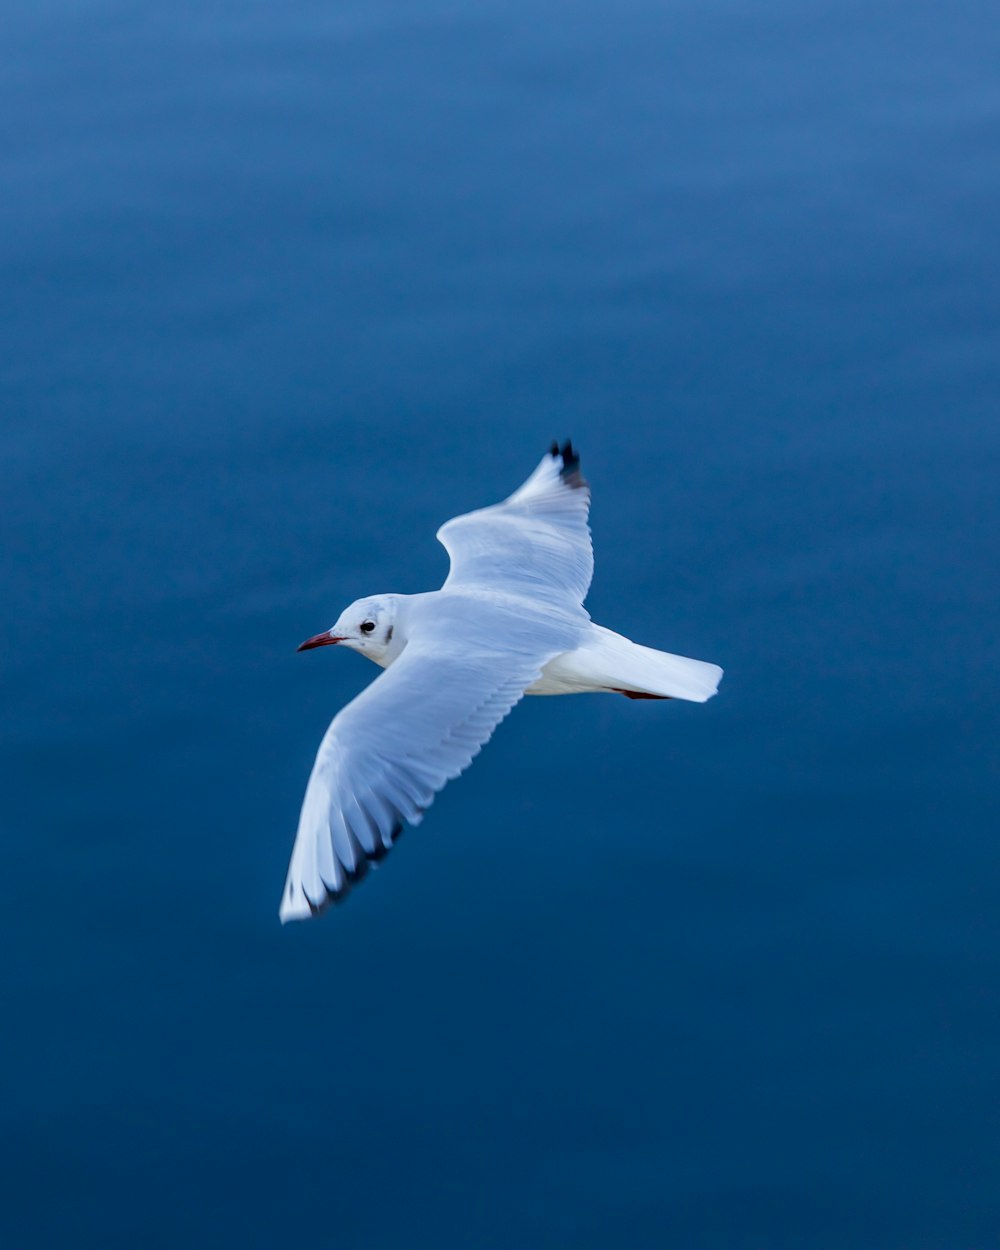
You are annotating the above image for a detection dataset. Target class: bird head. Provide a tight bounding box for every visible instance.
[297,595,400,666]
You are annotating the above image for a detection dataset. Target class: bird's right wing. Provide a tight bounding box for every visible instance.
[436,442,593,609]
[280,634,563,922]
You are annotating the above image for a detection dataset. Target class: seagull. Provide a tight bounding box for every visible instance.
[281,442,722,921]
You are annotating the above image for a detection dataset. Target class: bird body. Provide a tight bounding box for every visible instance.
[281,443,722,922]
[526,623,722,701]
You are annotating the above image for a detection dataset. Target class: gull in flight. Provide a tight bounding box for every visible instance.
[281,442,722,921]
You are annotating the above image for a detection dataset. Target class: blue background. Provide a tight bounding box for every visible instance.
[3,1,998,1245]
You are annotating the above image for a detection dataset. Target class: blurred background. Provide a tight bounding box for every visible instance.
[2,0,998,1246]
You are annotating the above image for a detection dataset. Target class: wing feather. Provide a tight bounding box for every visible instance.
[436,442,593,607]
[280,644,552,921]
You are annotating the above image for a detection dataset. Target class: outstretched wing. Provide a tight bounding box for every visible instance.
[437,441,593,608]
[280,639,558,922]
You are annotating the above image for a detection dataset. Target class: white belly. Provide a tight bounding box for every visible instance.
[525,650,602,695]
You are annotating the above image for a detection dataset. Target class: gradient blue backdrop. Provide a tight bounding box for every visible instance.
[3,1,999,1246]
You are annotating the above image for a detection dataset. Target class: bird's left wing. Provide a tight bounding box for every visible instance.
[280,630,565,921]
[437,442,593,609]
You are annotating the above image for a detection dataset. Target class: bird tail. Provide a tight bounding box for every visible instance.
[578,625,723,703]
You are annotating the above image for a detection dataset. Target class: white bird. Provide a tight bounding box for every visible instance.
[281,442,722,922]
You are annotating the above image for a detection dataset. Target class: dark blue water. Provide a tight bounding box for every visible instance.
[3,1,999,1245]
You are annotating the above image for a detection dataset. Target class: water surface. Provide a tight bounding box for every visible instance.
[2,1,999,1246]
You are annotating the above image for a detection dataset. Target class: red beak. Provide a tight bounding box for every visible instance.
[297,632,345,652]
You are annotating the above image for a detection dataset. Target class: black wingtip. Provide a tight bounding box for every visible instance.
[549,439,584,487]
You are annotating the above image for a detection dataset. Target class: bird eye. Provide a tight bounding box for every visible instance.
[360,621,375,634]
